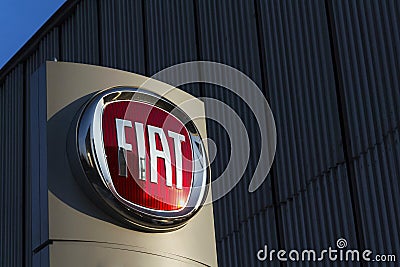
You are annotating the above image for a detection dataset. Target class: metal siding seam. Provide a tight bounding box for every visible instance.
[145,0,199,95]
[261,0,289,200]
[0,67,23,266]
[98,0,145,73]
[197,1,276,263]
[259,0,349,257]
[16,65,23,267]
[330,0,400,259]
[22,61,31,267]
[269,0,294,201]
[326,0,367,254]
[279,0,301,205]
[2,25,57,266]
[303,0,326,179]
[287,0,308,196]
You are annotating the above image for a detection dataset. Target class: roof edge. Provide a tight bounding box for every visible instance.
[0,0,81,83]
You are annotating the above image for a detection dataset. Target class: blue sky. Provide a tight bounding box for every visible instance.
[0,0,67,68]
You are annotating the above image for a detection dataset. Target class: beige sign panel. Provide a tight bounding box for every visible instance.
[45,61,217,266]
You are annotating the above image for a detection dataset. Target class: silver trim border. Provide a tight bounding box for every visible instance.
[70,87,210,232]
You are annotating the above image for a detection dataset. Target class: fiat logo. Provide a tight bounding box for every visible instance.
[69,87,210,232]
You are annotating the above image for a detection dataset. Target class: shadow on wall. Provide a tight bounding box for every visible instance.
[47,93,128,229]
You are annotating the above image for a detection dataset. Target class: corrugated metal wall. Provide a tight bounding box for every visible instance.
[98,0,144,73]
[196,1,278,266]
[0,65,24,267]
[258,2,359,267]
[0,0,399,266]
[330,0,400,265]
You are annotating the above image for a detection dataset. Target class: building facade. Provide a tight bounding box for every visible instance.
[1,0,399,266]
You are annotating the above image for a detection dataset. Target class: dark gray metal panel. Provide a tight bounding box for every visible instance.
[256,2,361,264]
[280,164,358,263]
[331,0,400,262]
[144,0,200,96]
[196,1,276,266]
[22,28,57,262]
[352,131,400,266]
[29,65,49,260]
[29,65,50,267]
[217,207,278,267]
[0,0,399,266]
[332,0,400,156]
[60,0,99,65]
[98,0,145,74]
[0,65,24,267]
[258,0,345,201]
[145,0,197,71]
[24,28,59,107]
[198,0,273,211]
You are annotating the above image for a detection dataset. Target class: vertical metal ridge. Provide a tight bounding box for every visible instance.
[0,65,24,267]
[197,1,275,265]
[22,60,31,267]
[60,0,99,65]
[143,0,199,95]
[325,0,366,255]
[253,0,284,262]
[96,0,103,65]
[257,0,351,259]
[328,0,400,260]
[98,0,144,73]
[141,0,149,75]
